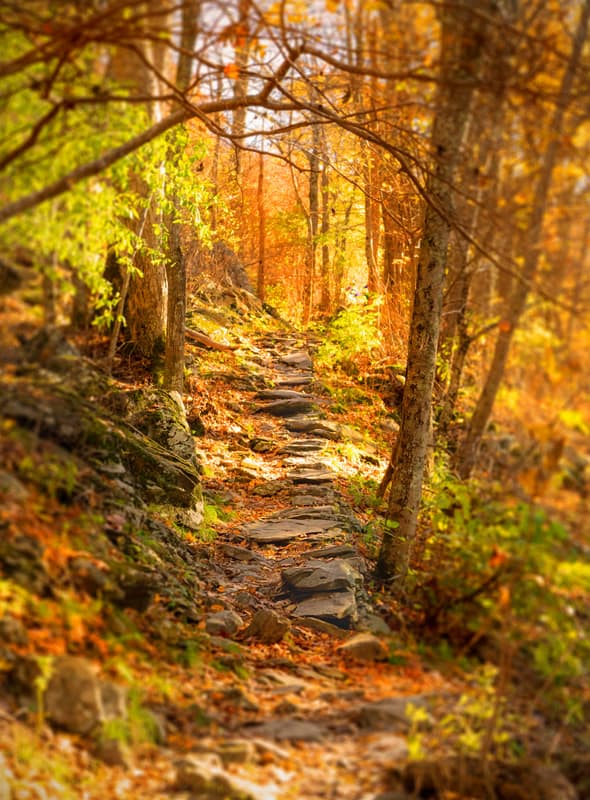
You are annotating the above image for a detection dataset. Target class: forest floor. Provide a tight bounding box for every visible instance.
[0,289,588,799]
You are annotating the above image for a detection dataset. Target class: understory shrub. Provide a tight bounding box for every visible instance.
[316,300,382,376]
[411,459,590,718]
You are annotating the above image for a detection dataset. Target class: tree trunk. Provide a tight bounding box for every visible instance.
[319,147,331,313]
[256,149,266,303]
[363,142,380,295]
[163,223,186,393]
[107,1,172,361]
[303,121,321,324]
[456,0,590,480]
[376,0,496,587]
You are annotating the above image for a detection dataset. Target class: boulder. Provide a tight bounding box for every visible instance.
[205,610,243,636]
[0,534,49,594]
[240,609,290,644]
[283,559,361,594]
[337,633,389,662]
[44,656,127,735]
[93,736,132,768]
[19,325,79,368]
[279,351,313,370]
[126,388,200,469]
[0,379,203,519]
[293,590,357,626]
[174,753,275,800]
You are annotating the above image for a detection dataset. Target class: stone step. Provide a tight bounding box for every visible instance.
[242,517,341,544]
[253,398,317,417]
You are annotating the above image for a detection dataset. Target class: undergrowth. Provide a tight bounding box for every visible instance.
[409,458,590,722]
[315,301,383,377]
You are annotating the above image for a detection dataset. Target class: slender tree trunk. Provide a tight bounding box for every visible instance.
[363,143,380,294]
[376,0,496,587]
[230,0,251,260]
[108,3,172,361]
[456,0,590,479]
[334,200,353,307]
[257,149,266,303]
[162,1,200,392]
[319,152,331,313]
[163,224,186,392]
[303,121,321,324]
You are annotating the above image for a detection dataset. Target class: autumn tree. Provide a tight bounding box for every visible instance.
[456,0,590,479]
[376,0,506,586]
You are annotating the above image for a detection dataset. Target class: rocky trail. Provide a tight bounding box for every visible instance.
[0,319,581,800]
[161,331,454,800]
[0,325,446,800]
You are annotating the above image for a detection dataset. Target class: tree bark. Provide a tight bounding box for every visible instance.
[256,149,266,303]
[303,121,321,324]
[319,135,331,313]
[363,142,380,295]
[376,0,496,587]
[162,2,200,392]
[163,223,186,393]
[108,6,170,361]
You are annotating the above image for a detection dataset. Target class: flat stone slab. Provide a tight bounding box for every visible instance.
[254,399,317,417]
[292,617,349,639]
[283,559,361,593]
[279,439,326,455]
[285,418,341,440]
[293,590,357,624]
[277,376,313,387]
[291,484,334,498]
[279,351,313,370]
[284,457,327,468]
[255,389,312,401]
[246,718,323,742]
[288,468,334,483]
[271,506,337,520]
[242,517,340,543]
[303,545,366,575]
[291,494,332,506]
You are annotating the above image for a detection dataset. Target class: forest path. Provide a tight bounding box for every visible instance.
[177,332,454,800]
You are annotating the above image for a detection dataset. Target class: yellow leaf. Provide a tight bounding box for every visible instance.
[224,63,240,80]
[498,585,511,609]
